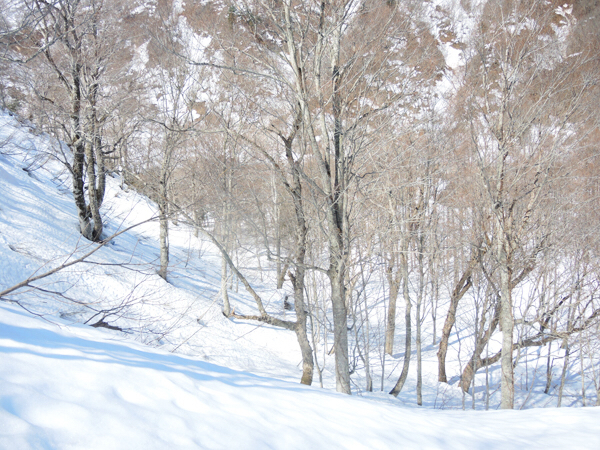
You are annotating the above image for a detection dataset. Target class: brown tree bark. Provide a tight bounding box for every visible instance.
[437,248,481,382]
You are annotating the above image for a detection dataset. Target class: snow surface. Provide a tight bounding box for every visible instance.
[1,109,600,449]
[2,303,600,450]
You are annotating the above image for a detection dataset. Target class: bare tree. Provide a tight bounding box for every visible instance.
[455,0,599,408]
[5,0,137,241]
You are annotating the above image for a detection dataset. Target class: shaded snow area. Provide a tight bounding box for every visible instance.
[1,110,599,449]
[2,304,600,450]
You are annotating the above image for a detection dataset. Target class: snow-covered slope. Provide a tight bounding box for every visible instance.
[2,302,600,450]
[0,110,303,383]
[1,109,600,449]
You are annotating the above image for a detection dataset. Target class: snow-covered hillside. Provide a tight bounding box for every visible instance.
[3,302,600,450]
[0,109,303,383]
[1,110,600,449]
[4,302,600,450]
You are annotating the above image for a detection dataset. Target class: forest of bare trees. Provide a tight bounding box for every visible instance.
[1,0,600,409]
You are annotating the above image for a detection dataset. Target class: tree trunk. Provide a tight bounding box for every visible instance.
[286,134,314,386]
[460,298,501,391]
[84,122,102,241]
[385,262,400,356]
[220,195,231,315]
[158,198,169,280]
[557,341,570,407]
[499,239,514,409]
[432,273,439,346]
[72,137,91,239]
[390,252,411,397]
[437,265,474,382]
[221,253,231,316]
[416,246,424,406]
[330,267,351,394]
[94,127,106,207]
[295,319,314,386]
[544,341,553,395]
[330,42,351,395]
[69,63,92,240]
[291,268,313,385]
[276,262,288,290]
[274,177,284,289]
[158,140,170,280]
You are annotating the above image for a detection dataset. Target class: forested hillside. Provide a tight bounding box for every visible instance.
[1,0,600,414]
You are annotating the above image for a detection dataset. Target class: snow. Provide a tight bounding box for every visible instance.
[1,109,600,449]
[2,303,600,450]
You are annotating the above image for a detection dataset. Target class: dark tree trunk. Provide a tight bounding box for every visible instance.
[285,131,314,386]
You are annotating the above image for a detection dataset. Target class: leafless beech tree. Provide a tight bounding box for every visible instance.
[5,0,137,241]
[453,0,600,408]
